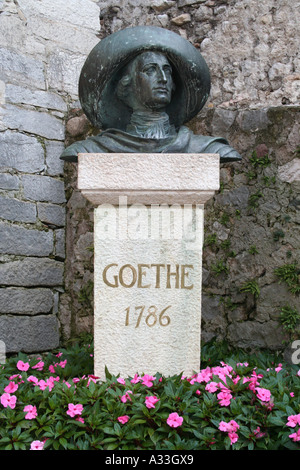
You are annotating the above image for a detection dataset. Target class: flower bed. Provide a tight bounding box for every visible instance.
[0,338,299,450]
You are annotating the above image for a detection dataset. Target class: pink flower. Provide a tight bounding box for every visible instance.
[120,391,133,403]
[16,360,30,371]
[286,414,300,428]
[256,387,271,402]
[0,393,17,409]
[87,375,98,387]
[253,426,266,438]
[32,361,44,371]
[275,363,282,373]
[191,368,212,384]
[58,359,67,368]
[24,405,37,420]
[37,379,47,391]
[27,375,39,384]
[218,420,239,433]
[167,412,183,428]
[219,421,230,432]
[205,381,218,393]
[145,396,159,409]
[217,390,232,406]
[228,432,239,445]
[48,365,56,373]
[118,415,129,424]
[131,374,142,384]
[141,374,156,387]
[4,381,18,394]
[289,429,300,442]
[66,403,83,418]
[117,377,126,385]
[76,416,85,424]
[30,440,45,450]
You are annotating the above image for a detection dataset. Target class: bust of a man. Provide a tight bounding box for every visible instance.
[61,26,241,163]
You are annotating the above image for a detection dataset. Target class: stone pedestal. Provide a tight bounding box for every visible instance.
[78,153,219,378]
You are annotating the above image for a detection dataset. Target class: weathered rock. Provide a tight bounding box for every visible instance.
[171,13,191,25]
[0,196,36,223]
[227,320,285,350]
[0,314,60,353]
[0,258,64,287]
[0,287,54,314]
[0,173,19,190]
[2,104,65,140]
[22,175,66,204]
[0,131,45,173]
[37,203,65,227]
[0,222,53,256]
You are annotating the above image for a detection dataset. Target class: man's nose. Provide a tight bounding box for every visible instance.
[157,67,168,83]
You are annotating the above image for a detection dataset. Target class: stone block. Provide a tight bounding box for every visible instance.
[236,109,270,132]
[17,0,100,31]
[278,158,300,183]
[22,175,66,204]
[217,186,250,209]
[0,314,60,353]
[227,320,285,350]
[0,131,45,173]
[0,196,36,223]
[0,222,53,256]
[28,17,99,54]
[0,287,54,314]
[45,141,65,176]
[0,173,19,190]
[37,202,65,227]
[47,50,87,98]
[2,104,65,140]
[78,153,220,205]
[5,84,67,112]
[0,48,45,89]
[54,228,65,259]
[0,258,64,287]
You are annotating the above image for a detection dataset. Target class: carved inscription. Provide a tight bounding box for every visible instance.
[124,305,171,328]
[102,263,194,289]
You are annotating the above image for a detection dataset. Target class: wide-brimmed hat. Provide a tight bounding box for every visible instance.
[79,26,211,131]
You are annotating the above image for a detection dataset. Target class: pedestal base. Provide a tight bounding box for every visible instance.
[94,204,203,378]
[77,153,219,378]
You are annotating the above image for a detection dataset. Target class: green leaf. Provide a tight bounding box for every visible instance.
[105,366,112,380]
[59,437,68,449]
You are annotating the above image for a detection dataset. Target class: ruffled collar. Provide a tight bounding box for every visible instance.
[126,111,176,139]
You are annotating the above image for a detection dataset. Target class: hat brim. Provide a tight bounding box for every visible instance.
[79,26,211,130]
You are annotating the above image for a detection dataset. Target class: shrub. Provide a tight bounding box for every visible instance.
[0,338,299,450]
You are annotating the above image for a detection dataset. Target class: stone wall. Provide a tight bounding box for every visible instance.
[0,0,100,352]
[0,0,299,355]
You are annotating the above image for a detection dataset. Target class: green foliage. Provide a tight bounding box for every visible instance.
[0,339,299,451]
[78,280,94,307]
[211,260,229,276]
[204,233,217,247]
[240,280,260,298]
[274,263,300,295]
[280,306,300,335]
[249,151,271,169]
[273,229,285,242]
[249,191,263,209]
[248,245,259,255]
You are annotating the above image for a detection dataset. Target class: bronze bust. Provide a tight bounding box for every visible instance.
[61,26,241,163]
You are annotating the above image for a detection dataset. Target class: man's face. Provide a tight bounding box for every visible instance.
[130,51,174,111]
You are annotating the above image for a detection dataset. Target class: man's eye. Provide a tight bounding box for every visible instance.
[143,66,156,74]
